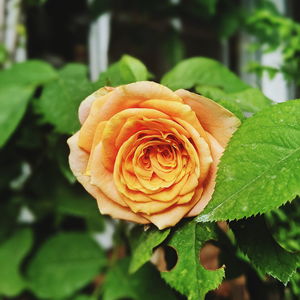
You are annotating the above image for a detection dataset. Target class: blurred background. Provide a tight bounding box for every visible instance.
[3,0,300,100]
[1,0,300,299]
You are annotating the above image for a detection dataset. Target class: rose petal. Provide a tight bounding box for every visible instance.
[176,89,241,147]
[141,186,203,229]
[187,133,224,216]
[67,133,148,224]
[78,86,114,124]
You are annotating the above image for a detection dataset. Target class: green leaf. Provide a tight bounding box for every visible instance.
[0,60,57,88]
[38,63,95,134]
[72,295,93,300]
[98,55,149,86]
[161,221,225,300]
[197,100,300,222]
[161,57,249,92]
[223,88,272,113]
[56,140,76,184]
[121,55,149,82]
[129,226,170,273]
[27,232,107,299]
[103,258,176,300]
[0,229,33,297]
[196,0,218,15]
[231,216,300,284]
[196,85,272,114]
[196,86,245,120]
[56,184,104,232]
[0,86,34,147]
[0,60,57,147]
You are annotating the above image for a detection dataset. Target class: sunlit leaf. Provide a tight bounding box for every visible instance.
[161,57,249,92]
[197,100,300,222]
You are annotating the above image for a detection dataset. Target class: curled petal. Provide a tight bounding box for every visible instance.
[78,86,114,125]
[176,89,241,147]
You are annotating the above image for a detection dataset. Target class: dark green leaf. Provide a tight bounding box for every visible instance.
[103,258,176,300]
[129,226,170,273]
[0,229,33,297]
[38,63,95,134]
[72,295,93,300]
[197,100,300,222]
[196,0,218,15]
[56,184,104,232]
[231,216,300,284]
[161,57,249,92]
[161,221,224,300]
[55,138,76,183]
[27,232,107,299]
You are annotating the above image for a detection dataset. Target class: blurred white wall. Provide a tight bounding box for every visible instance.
[239,0,294,103]
[88,9,111,81]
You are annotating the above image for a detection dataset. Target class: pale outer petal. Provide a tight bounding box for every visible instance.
[67,132,149,224]
[175,89,241,147]
[187,133,224,216]
[78,86,114,125]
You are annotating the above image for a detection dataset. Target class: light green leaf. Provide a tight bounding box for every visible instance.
[27,232,107,299]
[103,258,176,300]
[121,55,148,82]
[197,100,300,222]
[0,229,33,297]
[196,85,245,120]
[196,85,272,114]
[0,60,57,88]
[161,57,249,92]
[224,88,272,113]
[129,226,170,273]
[195,85,227,99]
[161,221,225,300]
[0,86,34,147]
[0,60,57,147]
[38,63,95,134]
[98,54,149,86]
[231,216,300,284]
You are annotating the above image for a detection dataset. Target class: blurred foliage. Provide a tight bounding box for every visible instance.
[246,2,300,83]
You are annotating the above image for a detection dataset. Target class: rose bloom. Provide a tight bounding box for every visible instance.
[68,81,240,229]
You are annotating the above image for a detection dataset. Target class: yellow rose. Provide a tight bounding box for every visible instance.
[68,81,240,229]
